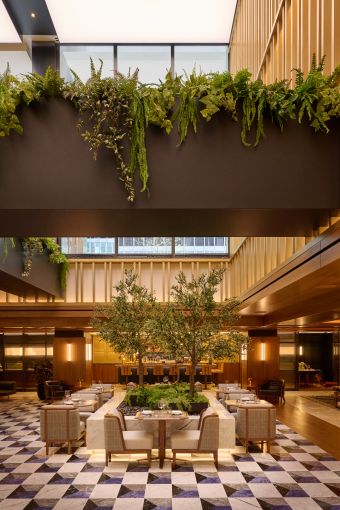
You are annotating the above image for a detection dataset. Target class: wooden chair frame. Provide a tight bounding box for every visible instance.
[171,414,219,468]
[237,405,275,454]
[42,407,86,455]
[104,415,152,467]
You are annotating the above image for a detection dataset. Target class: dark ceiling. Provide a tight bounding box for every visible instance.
[3,0,56,37]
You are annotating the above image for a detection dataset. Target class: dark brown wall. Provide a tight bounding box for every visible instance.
[0,99,338,236]
[53,335,86,386]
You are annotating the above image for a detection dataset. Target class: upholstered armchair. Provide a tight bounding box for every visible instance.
[104,409,153,466]
[40,404,86,455]
[170,407,219,467]
[70,392,99,412]
[44,380,66,400]
[235,405,276,453]
[258,379,285,404]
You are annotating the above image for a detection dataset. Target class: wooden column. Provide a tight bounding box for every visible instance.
[247,330,280,387]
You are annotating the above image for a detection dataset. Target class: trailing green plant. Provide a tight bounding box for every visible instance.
[1,237,68,289]
[0,57,339,201]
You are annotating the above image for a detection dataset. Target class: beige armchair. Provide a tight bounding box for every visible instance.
[40,405,86,455]
[235,404,276,453]
[170,407,219,467]
[104,409,153,466]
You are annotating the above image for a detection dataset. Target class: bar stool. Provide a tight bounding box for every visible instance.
[167,364,177,382]
[211,362,224,386]
[200,364,212,389]
[121,365,133,388]
[153,364,164,383]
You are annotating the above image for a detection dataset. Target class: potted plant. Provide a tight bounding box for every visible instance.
[33,360,53,400]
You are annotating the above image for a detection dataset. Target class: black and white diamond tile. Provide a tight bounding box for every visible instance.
[0,400,339,509]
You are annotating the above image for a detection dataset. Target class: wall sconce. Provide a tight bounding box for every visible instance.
[261,341,266,361]
[298,345,303,356]
[86,343,92,362]
[66,342,72,362]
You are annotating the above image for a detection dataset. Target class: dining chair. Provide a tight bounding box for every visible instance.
[104,410,153,466]
[170,407,219,467]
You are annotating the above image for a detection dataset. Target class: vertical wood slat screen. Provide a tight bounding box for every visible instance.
[229,0,340,83]
[228,236,308,297]
[0,259,228,305]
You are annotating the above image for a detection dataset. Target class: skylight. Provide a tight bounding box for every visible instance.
[45,0,237,44]
[0,0,21,43]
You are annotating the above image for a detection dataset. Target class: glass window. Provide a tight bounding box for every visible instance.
[175,45,227,75]
[24,346,46,356]
[60,45,113,82]
[5,346,23,356]
[175,237,229,255]
[117,46,171,83]
[0,51,32,76]
[118,237,172,255]
[61,237,115,255]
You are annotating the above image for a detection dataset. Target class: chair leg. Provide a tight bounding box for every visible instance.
[105,451,108,466]
[68,441,71,455]
[267,441,271,453]
[147,450,151,467]
[172,451,176,467]
[213,450,218,467]
[46,443,49,456]
[245,441,249,454]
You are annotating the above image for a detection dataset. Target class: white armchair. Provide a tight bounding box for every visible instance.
[104,409,153,466]
[170,407,219,467]
[40,404,86,455]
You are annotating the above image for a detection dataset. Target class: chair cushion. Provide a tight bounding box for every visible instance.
[170,430,200,450]
[122,431,153,450]
[79,421,86,435]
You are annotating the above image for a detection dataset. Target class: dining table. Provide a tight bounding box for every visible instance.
[135,409,188,468]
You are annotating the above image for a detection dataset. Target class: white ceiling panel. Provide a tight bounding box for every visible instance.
[45,0,237,43]
[0,1,21,43]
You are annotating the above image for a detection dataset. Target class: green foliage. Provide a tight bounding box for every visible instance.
[1,237,68,289]
[91,270,157,386]
[124,383,209,413]
[150,268,248,395]
[0,58,339,201]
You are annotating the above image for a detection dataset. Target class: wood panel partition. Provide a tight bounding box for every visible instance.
[53,330,86,387]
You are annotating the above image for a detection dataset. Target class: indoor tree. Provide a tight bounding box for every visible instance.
[151,268,248,396]
[91,269,157,386]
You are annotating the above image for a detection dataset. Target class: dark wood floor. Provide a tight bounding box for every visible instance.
[276,402,340,460]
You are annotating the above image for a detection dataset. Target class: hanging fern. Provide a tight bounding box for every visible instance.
[0,57,339,201]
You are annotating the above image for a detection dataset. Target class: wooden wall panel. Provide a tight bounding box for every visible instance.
[92,364,120,384]
[229,0,340,84]
[246,336,280,387]
[53,336,86,387]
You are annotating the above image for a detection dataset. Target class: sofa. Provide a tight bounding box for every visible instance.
[0,381,16,399]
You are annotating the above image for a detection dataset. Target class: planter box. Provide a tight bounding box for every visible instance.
[0,99,338,236]
[0,238,62,298]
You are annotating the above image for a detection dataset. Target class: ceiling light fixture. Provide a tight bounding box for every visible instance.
[45,0,237,43]
[30,12,36,18]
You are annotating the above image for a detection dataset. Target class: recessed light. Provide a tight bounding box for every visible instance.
[30,12,37,18]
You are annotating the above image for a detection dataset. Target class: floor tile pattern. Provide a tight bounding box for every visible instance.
[0,400,339,509]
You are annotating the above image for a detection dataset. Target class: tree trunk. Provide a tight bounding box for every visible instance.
[138,355,144,387]
[189,363,195,397]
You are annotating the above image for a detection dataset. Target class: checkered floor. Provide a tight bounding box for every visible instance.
[0,400,339,509]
